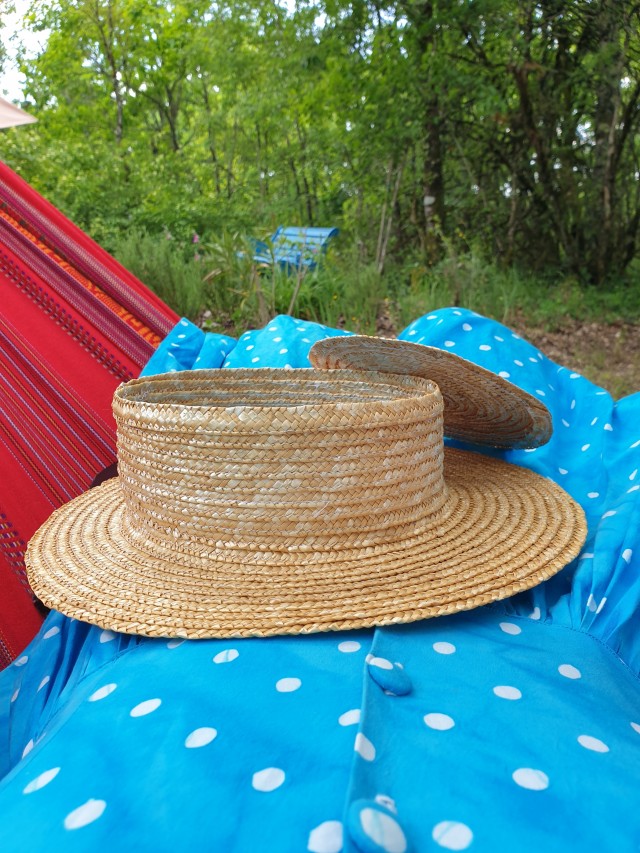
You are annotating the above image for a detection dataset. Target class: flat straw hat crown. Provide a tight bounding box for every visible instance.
[114,369,448,557]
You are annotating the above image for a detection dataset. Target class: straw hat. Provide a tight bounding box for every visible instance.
[310,335,552,448]
[25,368,586,639]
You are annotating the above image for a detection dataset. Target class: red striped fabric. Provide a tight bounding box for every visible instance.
[0,161,179,667]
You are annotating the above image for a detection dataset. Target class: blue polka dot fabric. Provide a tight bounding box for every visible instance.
[0,308,638,851]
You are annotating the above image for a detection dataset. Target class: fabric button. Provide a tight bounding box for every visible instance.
[347,799,408,853]
[367,660,412,696]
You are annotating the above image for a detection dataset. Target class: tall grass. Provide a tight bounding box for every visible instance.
[111,229,640,334]
[111,229,207,320]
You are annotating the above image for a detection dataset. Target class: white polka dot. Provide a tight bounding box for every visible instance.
[561,419,570,427]
[251,357,260,363]
[307,820,343,853]
[444,340,455,347]
[301,338,311,343]
[590,417,598,426]
[581,444,590,452]
[529,357,538,363]
[535,389,546,397]
[23,767,60,794]
[14,655,28,667]
[177,333,186,339]
[427,314,437,319]
[587,492,600,499]
[558,468,568,475]
[64,799,107,830]
[432,820,474,850]
[498,371,510,379]
[279,348,288,354]
[558,664,581,679]
[529,607,541,620]
[622,549,633,564]
[462,323,472,331]
[245,344,254,350]
[22,739,34,758]
[602,510,616,519]
[276,677,301,692]
[424,713,455,730]
[493,686,522,700]
[433,641,456,655]
[268,326,278,332]
[629,485,640,493]
[185,727,218,748]
[494,335,504,342]
[130,698,161,717]
[89,683,117,702]
[252,767,285,792]
[587,594,597,612]
[368,656,393,670]
[213,649,239,664]
[512,768,549,790]
[37,676,50,693]
[604,423,613,431]
[338,641,361,653]
[360,808,407,853]
[578,734,609,752]
[408,329,417,336]
[99,630,115,644]
[355,732,376,761]
[499,622,522,635]
[514,360,523,367]
[569,372,580,379]
[375,794,398,814]
[167,639,184,649]
[630,722,640,735]
[273,337,282,342]
[11,688,19,703]
[43,626,60,639]
[180,319,189,326]
[631,438,640,449]
[479,344,491,351]
[339,709,361,726]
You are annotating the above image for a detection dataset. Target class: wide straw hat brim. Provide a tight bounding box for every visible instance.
[309,336,552,448]
[26,449,586,638]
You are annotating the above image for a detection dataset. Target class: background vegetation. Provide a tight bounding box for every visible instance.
[1,0,639,344]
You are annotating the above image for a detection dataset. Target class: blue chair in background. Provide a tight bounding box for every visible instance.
[249,226,339,273]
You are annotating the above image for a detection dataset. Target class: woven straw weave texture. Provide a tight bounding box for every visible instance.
[26,369,586,638]
[309,336,552,448]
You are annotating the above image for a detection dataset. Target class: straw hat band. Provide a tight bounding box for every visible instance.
[114,370,449,550]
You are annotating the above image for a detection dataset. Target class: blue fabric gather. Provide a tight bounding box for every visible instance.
[0,308,638,851]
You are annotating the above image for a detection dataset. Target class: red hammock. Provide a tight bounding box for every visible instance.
[0,162,178,666]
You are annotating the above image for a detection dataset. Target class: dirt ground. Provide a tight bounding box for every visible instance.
[374,304,639,398]
[508,314,640,399]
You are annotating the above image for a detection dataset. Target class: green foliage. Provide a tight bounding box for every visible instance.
[2,0,640,296]
[111,229,206,320]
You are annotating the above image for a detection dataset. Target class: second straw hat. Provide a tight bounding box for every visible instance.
[310,335,552,448]
[26,367,586,639]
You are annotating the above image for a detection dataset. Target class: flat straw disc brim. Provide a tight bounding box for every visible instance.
[309,336,552,448]
[25,449,586,639]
